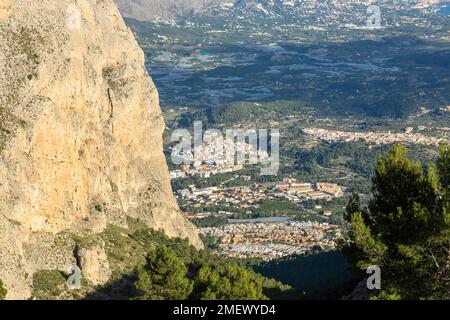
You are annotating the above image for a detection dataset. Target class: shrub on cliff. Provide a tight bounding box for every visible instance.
[0,280,7,300]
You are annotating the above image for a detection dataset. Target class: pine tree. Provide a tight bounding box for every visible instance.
[134,246,193,300]
[193,264,267,300]
[345,192,362,222]
[342,144,450,299]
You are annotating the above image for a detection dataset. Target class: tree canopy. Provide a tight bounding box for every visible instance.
[192,264,267,300]
[342,144,450,299]
[135,246,193,300]
[134,245,270,300]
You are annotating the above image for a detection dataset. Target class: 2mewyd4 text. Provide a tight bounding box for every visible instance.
[173,304,277,317]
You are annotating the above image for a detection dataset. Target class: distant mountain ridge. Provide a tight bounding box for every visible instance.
[114,0,321,20]
[114,0,221,20]
[115,0,424,22]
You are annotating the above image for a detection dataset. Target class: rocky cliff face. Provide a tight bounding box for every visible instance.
[0,0,202,299]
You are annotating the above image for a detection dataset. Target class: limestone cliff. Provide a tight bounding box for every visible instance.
[0,0,202,299]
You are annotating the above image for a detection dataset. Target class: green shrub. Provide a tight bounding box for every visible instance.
[0,279,7,300]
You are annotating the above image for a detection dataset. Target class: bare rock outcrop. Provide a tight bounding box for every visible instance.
[77,244,112,286]
[0,0,202,299]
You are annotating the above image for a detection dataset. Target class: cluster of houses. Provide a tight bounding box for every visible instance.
[170,139,268,179]
[178,179,345,211]
[276,179,345,202]
[303,127,446,146]
[170,163,245,179]
[200,221,341,261]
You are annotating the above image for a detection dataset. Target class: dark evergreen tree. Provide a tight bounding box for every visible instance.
[341,144,450,299]
[345,192,361,222]
[192,264,267,300]
[134,246,193,300]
